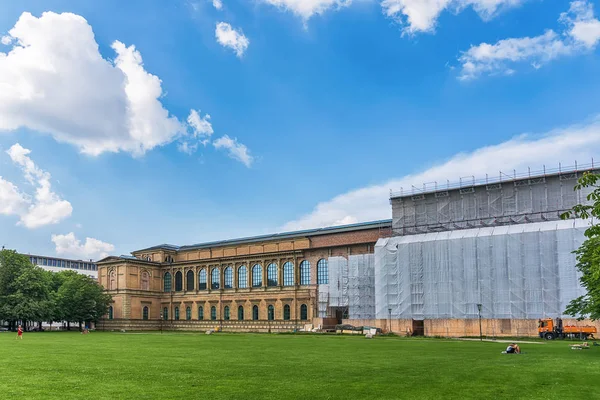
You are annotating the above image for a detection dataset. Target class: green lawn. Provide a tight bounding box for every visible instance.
[1,332,599,399]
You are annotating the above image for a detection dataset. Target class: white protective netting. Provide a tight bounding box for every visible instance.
[320,255,376,319]
[375,219,589,320]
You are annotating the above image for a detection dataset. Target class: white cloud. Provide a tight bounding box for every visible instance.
[178,141,199,155]
[51,232,115,260]
[562,0,600,47]
[187,109,214,138]
[458,1,600,79]
[215,22,250,57]
[282,117,600,231]
[0,11,200,156]
[262,0,352,20]
[1,35,12,45]
[0,177,29,216]
[1,143,72,228]
[213,0,223,10]
[381,0,524,35]
[178,109,213,154]
[213,135,254,167]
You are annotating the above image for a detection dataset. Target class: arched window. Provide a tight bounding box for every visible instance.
[268,305,275,321]
[317,259,328,284]
[175,271,183,292]
[300,261,310,285]
[238,266,248,289]
[283,304,291,320]
[224,267,233,289]
[211,306,217,320]
[252,305,259,320]
[141,271,150,291]
[238,305,244,320]
[267,263,278,286]
[224,306,230,320]
[108,306,114,320]
[211,268,220,289]
[109,270,116,290]
[174,306,180,320]
[186,306,192,320]
[283,262,294,286]
[252,264,262,287]
[198,306,204,320]
[186,270,194,291]
[198,269,207,290]
[300,304,308,321]
[163,307,168,320]
[164,272,172,292]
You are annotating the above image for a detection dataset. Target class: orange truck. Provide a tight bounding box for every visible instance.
[538,318,597,340]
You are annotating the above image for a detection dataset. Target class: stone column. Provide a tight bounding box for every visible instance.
[262,260,267,288]
[277,259,283,288]
[233,264,238,289]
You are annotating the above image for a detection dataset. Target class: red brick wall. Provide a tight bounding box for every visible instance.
[309,228,389,249]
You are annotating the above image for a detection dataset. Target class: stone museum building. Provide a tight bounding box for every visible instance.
[98,164,600,336]
[97,220,391,332]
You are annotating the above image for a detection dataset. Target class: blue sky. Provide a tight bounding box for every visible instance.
[1,0,600,259]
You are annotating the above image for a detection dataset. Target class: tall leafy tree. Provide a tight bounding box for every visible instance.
[0,250,38,328]
[562,172,600,320]
[56,271,111,329]
[0,249,111,330]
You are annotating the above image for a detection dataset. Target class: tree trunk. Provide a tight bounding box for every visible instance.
[67,321,71,331]
[38,321,42,331]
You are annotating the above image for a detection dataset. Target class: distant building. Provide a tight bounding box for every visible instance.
[26,254,98,279]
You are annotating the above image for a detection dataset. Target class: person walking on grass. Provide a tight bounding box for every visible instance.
[16,325,23,340]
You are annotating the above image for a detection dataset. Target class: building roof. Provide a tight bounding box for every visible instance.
[133,219,392,254]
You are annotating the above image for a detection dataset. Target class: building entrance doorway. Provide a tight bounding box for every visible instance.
[412,319,424,336]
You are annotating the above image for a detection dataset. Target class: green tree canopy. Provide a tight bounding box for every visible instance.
[562,172,600,320]
[0,249,111,328]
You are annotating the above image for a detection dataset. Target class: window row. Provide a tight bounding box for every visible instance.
[107,304,310,321]
[157,304,309,321]
[30,256,97,271]
[162,260,329,292]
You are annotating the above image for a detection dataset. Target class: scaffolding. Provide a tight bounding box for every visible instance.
[390,164,596,236]
[320,255,376,320]
[374,219,589,320]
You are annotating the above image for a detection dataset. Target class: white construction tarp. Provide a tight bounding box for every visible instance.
[321,255,376,319]
[374,219,589,320]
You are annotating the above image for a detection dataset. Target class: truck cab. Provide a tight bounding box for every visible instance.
[538,318,561,340]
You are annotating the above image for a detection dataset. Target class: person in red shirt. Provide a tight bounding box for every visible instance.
[16,325,23,340]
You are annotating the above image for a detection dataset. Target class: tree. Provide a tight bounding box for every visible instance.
[562,172,600,320]
[0,250,42,329]
[56,271,111,329]
[0,249,111,330]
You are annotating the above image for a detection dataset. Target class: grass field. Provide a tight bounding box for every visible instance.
[1,332,599,399]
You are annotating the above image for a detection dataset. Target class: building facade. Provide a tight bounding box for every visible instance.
[372,166,600,336]
[97,221,391,332]
[27,254,98,279]
[97,165,600,337]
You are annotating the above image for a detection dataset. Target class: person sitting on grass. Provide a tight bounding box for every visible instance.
[505,343,520,354]
[571,342,589,349]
